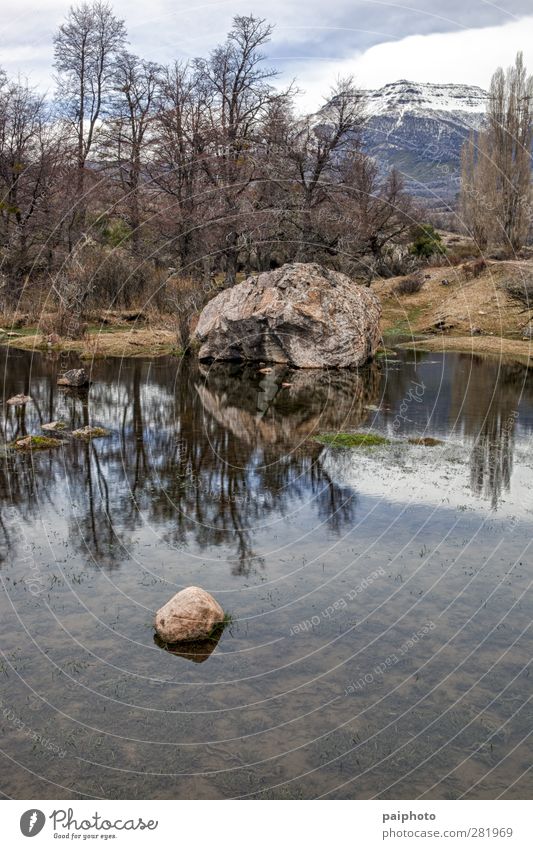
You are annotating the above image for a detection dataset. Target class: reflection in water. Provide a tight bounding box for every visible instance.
[1,350,532,570]
[153,628,225,663]
[1,348,533,800]
[0,353,382,574]
[378,352,533,509]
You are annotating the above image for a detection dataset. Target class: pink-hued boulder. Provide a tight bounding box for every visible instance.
[154,586,224,643]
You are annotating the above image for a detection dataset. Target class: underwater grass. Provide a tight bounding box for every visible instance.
[313,432,391,448]
[13,435,64,450]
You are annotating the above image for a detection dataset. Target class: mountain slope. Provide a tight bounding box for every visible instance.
[361,81,488,204]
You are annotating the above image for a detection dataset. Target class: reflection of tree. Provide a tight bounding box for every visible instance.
[449,355,531,509]
[0,352,381,574]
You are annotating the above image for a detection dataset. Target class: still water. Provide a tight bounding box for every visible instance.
[0,347,532,799]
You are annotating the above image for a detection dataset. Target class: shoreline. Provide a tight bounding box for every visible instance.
[0,327,180,359]
[397,335,533,366]
[1,327,532,366]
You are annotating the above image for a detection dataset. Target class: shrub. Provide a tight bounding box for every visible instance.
[395,274,424,296]
[39,308,86,340]
[409,224,446,259]
[463,258,487,279]
[500,273,533,309]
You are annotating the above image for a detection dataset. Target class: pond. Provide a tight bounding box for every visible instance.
[0,346,533,799]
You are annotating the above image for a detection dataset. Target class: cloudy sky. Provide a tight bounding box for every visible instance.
[2,0,533,110]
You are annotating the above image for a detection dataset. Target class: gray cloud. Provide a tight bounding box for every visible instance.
[0,0,531,104]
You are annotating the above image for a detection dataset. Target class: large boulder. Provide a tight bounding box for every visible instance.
[57,368,89,387]
[193,263,382,368]
[154,586,224,643]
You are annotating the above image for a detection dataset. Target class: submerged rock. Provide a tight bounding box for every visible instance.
[57,368,90,387]
[71,425,109,439]
[14,435,63,450]
[42,421,67,431]
[154,586,224,643]
[193,262,382,368]
[6,394,32,406]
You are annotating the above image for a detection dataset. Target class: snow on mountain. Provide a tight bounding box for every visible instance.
[364,80,488,117]
[362,81,487,203]
[317,80,488,204]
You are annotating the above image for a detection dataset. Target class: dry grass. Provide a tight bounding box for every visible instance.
[3,327,180,358]
[376,260,533,341]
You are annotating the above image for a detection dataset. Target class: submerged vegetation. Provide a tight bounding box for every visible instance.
[13,435,64,450]
[313,432,391,447]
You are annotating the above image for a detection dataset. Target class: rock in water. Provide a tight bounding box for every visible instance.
[6,394,32,406]
[154,586,224,643]
[193,263,382,368]
[57,368,89,387]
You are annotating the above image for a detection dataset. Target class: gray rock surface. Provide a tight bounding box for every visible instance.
[57,368,90,387]
[193,263,382,368]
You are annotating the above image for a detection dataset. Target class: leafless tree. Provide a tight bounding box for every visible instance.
[284,77,366,260]
[54,0,126,243]
[195,15,288,284]
[460,52,533,253]
[103,52,159,253]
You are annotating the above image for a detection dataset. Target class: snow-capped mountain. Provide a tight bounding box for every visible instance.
[361,81,488,203]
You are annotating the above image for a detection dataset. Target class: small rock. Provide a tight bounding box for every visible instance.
[154,586,224,643]
[71,425,109,439]
[6,394,32,406]
[42,421,67,431]
[57,368,89,387]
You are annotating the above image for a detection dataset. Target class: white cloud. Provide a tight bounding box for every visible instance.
[290,15,533,110]
[1,1,533,113]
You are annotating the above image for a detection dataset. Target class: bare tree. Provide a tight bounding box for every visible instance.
[151,61,209,276]
[195,15,286,284]
[104,52,159,253]
[460,52,533,253]
[54,0,126,243]
[0,77,64,298]
[284,77,366,260]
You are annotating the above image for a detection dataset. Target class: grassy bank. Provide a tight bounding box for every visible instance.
[2,257,533,365]
[1,326,180,359]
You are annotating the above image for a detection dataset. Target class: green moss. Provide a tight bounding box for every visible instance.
[13,435,63,450]
[313,432,391,447]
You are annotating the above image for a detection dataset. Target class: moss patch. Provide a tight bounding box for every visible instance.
[13,435,63,450]
[313,432,391,447]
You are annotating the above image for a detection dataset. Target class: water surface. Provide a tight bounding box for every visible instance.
[0,347,532,799]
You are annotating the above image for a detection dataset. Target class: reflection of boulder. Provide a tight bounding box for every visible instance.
[196,363,382,447]
[57,368,89,387]
[193,263,381,368]
[153,628,223,663]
